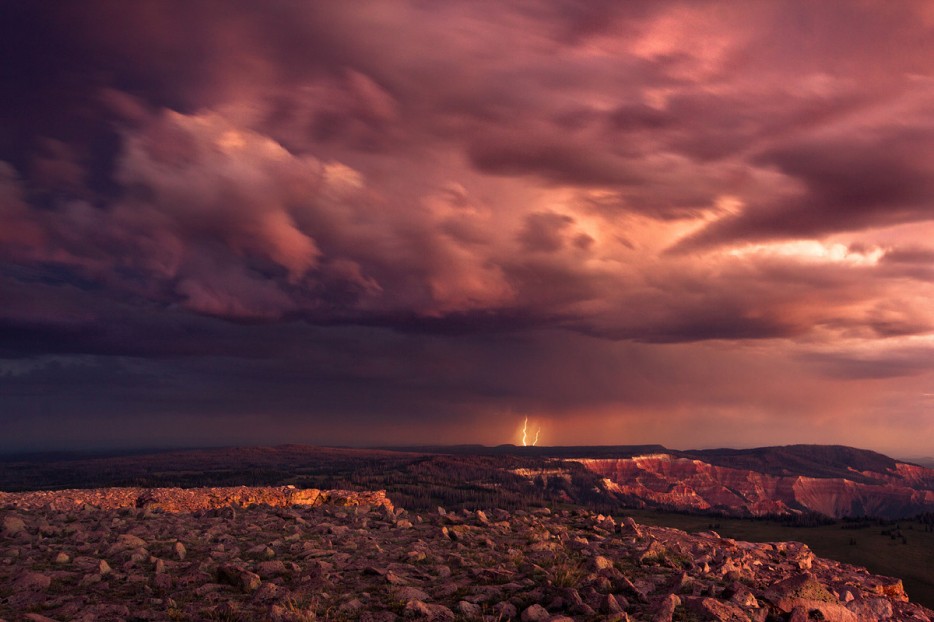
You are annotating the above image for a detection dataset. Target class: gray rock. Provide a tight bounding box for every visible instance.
[153,572,172,590]
[621,517,643,538]
[117,533,148,548]
[653,593,679,622]
[14,572,51,591]
[520,603,550,621]
[456,600,482,620]
[253,581,280,601]
[403,599,455,621]
[397,586,431,602]
[216,564,261,593]
[602,593,624,614]
[256,560,288,578]
[493,602,518,619]
[847,597,894,619]
[386,570,410,585]
[2,515,26,536]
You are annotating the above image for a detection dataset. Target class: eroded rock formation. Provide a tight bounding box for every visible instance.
[580,454,934,518]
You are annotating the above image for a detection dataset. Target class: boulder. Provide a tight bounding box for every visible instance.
[847,597,894,619]
[216,564,261,593]
[520,604,550,621]
[681,596,749,621]
[456,600,482,620]
[403,599,455,621]
[653,593,679,622]
[14,572,51,591]
[2,515,26,536]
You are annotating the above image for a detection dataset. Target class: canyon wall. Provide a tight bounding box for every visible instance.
[579,454,934,518]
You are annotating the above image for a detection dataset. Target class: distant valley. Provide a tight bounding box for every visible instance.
[3,443,934,520]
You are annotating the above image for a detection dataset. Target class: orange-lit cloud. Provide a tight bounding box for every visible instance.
[2,1,934,456]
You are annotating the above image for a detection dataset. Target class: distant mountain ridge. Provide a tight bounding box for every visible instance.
[380,443,912,480]
[679,444,900,481]
[905,456,934,470]
[3,442,933,519]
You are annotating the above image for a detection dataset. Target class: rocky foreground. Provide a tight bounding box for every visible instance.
[1,487,932,622]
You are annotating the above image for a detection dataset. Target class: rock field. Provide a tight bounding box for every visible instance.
[1,486,932,621]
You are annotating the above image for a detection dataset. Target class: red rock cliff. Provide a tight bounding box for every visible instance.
[579,454,934,518]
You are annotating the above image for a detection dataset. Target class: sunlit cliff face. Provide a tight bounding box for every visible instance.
[2,2,934,454]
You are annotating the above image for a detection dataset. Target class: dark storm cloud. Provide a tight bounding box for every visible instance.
[3,1,934,453]
[468,137,639,186]
[3,0,932,333]
[800,347,934,381]
[675,126,934,251]
[882,246,934,265]
[517,212,577,253]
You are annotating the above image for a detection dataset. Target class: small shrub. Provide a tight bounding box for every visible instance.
[543,553,588,588]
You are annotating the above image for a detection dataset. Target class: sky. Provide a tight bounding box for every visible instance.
[2,1,934,456]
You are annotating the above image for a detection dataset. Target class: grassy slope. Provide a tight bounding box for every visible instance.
[621,508,934,610]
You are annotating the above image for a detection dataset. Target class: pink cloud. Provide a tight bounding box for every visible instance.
[4,1,934,453]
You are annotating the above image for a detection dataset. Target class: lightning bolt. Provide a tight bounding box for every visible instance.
[521,416,542,446]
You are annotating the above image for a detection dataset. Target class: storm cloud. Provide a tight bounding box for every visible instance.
[2,1,934,455]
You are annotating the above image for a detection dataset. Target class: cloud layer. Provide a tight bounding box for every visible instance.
[2,1,934,454]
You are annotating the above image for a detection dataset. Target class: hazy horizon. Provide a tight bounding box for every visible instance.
[2,440,932,466]
[3,2,934,456]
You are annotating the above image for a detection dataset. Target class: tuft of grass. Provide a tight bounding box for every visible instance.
[383,588,409,616]
[542,552,588,588]
[281,596,319,622]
